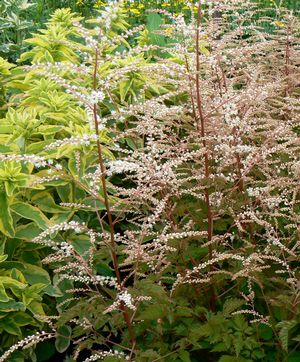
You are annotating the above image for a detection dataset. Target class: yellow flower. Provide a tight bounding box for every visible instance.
[274,20,285,28]
[93,0,105,8]
[164,27,173,35]
[130,8,140,15]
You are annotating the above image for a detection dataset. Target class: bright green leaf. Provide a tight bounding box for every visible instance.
[0,191,14,237]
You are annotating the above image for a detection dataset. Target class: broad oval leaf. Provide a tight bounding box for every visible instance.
[0,191,14,237]
[55,325,72,353]
[10,202,50,230]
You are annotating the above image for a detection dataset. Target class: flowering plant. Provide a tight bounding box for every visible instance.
[0,1,300,361]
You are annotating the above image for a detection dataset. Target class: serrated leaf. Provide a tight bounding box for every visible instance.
[223,298,245,316]
[219,356,251,362]
[139,304,168,320]
[277,320,298,351]
[212,342,227,352]
[146,13,166,47]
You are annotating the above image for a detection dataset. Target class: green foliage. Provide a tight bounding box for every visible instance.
[0,57,14,114]
[0,191,14,237]
[0,257,47,348]
[55,325,72,353]
[0,0,37,61]
[0,1,299,362]
[0,0,96,62]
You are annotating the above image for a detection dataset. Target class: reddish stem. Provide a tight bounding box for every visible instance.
[195,1,216,311]
[92,49,136,356]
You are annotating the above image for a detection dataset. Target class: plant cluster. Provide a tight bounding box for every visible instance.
[0,0,98,62]
[0,0,299,361]
[1,0,299,62]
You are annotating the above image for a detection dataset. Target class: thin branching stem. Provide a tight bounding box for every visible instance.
[195,0,216,310]
[92,48,136,356]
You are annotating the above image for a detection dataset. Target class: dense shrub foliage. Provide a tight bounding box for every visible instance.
[1,0,299,62]
[0,1,299,361]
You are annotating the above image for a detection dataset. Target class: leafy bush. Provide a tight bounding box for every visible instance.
[0,1,300,362]
[0,0,97,62]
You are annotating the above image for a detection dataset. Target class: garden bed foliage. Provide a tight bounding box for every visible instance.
[0,0,300,361]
